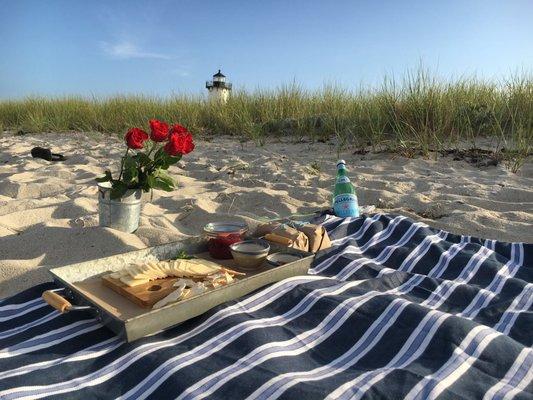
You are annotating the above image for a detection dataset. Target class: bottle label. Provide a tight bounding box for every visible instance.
[336,176,350,184]
[333,194,360,218]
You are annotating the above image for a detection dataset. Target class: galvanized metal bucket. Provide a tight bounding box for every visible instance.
[97,183,142,233]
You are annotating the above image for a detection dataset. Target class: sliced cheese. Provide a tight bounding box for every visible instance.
[110,259,224,289]
[142,264,167,279]
[120,276,151,287]
[126,265,153,280]
[137,265,166,280]
[170,259,221,277]
[147,261,164,272]
[158,261,173,276]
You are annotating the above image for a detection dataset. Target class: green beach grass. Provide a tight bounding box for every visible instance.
[1,70,531,170]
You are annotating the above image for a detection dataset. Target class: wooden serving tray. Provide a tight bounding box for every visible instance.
[46,238,314,342]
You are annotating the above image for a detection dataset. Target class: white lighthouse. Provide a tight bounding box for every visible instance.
[206,70,232,103]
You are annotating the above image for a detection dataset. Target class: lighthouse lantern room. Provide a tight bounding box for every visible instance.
[206,70,232,103]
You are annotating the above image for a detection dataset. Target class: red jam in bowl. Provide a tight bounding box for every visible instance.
[204,222,248,259]
[208,234,243,259]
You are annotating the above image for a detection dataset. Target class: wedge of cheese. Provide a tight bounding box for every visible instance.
[182,282,207,299]
[153,282,187,309]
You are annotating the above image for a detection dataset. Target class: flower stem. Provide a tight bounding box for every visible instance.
[147,141,158,158]
[117,148,129,182]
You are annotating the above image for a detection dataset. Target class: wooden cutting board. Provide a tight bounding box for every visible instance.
[102,275,181,308]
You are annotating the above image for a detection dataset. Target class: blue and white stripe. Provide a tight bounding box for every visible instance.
[0,214,530,399]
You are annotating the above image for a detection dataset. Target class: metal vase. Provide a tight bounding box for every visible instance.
[97,183,142,233]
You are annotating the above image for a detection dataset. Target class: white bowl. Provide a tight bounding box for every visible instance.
[229,240,270,270]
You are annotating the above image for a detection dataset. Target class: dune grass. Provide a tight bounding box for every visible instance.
[1,70,531,170]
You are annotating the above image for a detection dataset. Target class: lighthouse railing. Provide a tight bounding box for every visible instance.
[206,81,232,89]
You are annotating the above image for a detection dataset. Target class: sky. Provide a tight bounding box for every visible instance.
[0,0,532,99]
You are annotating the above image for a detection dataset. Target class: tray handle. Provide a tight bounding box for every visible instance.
[42,289,93,313]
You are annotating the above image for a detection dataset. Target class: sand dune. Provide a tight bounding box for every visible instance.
[0,132,531,298]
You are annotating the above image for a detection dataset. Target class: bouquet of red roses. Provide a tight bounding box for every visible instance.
[96,119,195,199]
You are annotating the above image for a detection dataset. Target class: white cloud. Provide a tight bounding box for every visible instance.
[101,40,174,60]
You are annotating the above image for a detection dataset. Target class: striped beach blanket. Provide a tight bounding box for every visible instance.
[0,214,531,399]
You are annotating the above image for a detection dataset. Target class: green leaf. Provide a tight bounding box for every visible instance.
[110,181,129,199]
[135,152,152,167]
[95,170,113,183]
[154,151,182,170]
[152,178,174,191]
[138,172,150,192]
[174,250,193,260]
[167,154,182,165]
[151,171,175,192]
[156,169,175,182]
[146,175,156,192]
[122,156,138,184]
[153,148,165,163]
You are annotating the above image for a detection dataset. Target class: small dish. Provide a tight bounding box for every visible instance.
[230,240,270,270]
[266,252,304,266]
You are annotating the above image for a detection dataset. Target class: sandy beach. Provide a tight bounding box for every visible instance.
[0,132,531,298]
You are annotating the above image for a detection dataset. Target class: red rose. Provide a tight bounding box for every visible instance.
[164,127,195,156]
[170,124,188,135]
[149,119,169,142]
[124,127,149,149]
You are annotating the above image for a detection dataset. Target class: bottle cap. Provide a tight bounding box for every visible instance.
[336,160,346,167]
